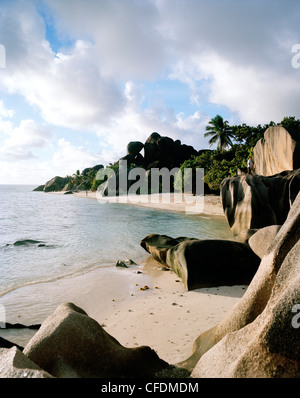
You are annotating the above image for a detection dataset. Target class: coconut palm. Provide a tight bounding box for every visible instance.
[205,115,234,151]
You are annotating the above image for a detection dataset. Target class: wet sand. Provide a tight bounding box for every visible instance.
[0,192,246,366]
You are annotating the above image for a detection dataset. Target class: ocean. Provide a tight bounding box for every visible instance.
[0,185,232,298]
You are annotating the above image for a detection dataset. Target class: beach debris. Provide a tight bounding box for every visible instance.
[140,285,149,291]
[116,259,137,268]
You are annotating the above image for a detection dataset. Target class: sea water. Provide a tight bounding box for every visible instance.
[0,185,232,297]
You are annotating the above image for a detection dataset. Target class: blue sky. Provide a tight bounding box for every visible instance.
[0,0,300,184]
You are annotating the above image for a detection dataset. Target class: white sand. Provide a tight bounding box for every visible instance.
[73,191,225,217]
[0,192,246,367]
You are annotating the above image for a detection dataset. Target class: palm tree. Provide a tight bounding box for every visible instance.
[205,115,234,151]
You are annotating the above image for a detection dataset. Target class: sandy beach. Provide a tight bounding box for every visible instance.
[0,193,246,367]
[73,191,225,218]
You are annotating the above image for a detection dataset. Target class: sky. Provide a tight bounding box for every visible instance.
[0,0,300,185]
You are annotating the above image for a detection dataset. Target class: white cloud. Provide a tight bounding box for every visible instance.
[95,81,211,161]
[52,138,103,176]
[44,0,167,80]
[0,100,14,118]
[0,119,52,160]
[1,0,300,184]
[0,2,125,130]
[159,0,300,124]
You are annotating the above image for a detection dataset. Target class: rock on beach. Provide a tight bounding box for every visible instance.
[140,234,260,290]
[22,302,186,378]
[179,191,300,377]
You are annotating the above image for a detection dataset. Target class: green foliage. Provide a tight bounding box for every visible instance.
[188,115,300,192]
[91,165,115,191]
[62,115,300,195]
[205,114,234,151]
[175,149,245,192]
[280,116,300,134]
[230,123,271,149]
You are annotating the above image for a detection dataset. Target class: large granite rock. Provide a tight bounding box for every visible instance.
[97,132,199,197]
[0,347,52,378]
[178,191,300,377]
[118,132,198,173]
[23,302,179,378]
[248,225,281,259]
[166,239,260,290]
[143,132,197,170]
[220,169,300,240]
[43,176,71,193]
[140,234,260,290]
[253,125,300,176]
[140,234,194,264]
[127,141,144,156]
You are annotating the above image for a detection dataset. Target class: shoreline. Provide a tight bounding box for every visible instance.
[0,190,245,368]
[72,191,225,218]
[0,257,246,365]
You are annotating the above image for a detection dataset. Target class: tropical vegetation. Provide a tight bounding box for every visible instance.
[64,115,300,195]
[175,115,300,193]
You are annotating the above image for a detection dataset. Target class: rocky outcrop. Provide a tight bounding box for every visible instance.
[253,126,300,176]
[140,234,194,264]
[143,132,197,170]
[140,234,260,290]
[178,191,300,377]
[0,347,52,378]
[248,225,281,259]
[220,169,300,240]
[127,141,144,157]
[81,164,104,177]
[32,185,44,192]
[43,176,71,193]
[166,239,260,290]
[119,133,197,172]
[100,133,198,197]
[23,302,183,378]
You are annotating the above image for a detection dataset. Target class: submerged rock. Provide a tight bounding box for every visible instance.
[11,239,45,247]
